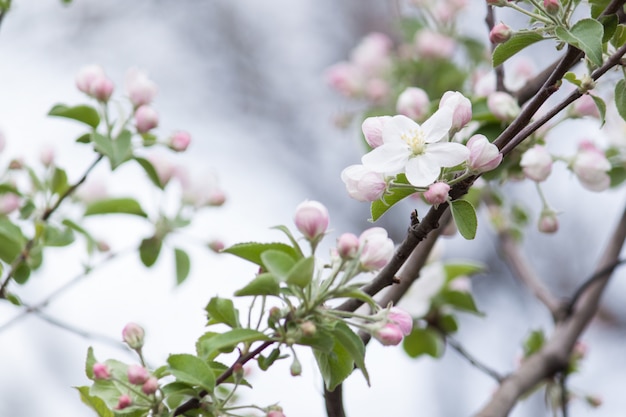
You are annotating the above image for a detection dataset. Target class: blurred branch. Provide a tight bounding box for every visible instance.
[559,373,569,417]
[485,6,507,93]
[446,335,505,383]
[475,204,626,417]
[565,258,626,315]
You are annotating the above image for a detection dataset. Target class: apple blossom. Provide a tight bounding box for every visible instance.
[358,227,394,271]
[0,193,20,214]
[396,87,430,121]
[361,112,469,187]
[89,76,114,102]
[489,22,512,44]
[116,394,132,410]
[423,182,450,205]
[466,134,502,173]
[92,363,111,380]
[570,94,600,118]
[208,240,225,253]
[135,105,159,133]
[324,62,362,97]
[350,32,392,75]
[372,323,404,346]
[142,377,159,395]
[439,91,472,133]
[126,67,158,107]
[488,91,520,121]
[571,142,611,191]
[520,145,553,182]
[127,364,150,385]
[122,322,145,350]
[75,65,106,95]
[341,164,387,202]
[361,116,391,148]
[415,30,456,59]
[294,200,329,241]
[169,131,191,152]
[538,209,559,233]
[400,262,446,318]
[337,232,360,259]
[365,78,390,102]
[388,307,413,335]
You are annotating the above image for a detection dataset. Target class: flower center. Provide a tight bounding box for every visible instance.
[401,128,426,156]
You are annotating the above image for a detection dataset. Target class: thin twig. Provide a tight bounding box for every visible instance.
[565,258,626,315]
[447,335,505,383]
[485,5,507,92]
[32,311,126,349]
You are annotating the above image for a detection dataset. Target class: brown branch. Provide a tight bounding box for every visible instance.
[485,5,507,93]
[474,204,626,417]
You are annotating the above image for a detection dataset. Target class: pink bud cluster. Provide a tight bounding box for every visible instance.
[75,65,114,102]
[335,227,394,271]
[571,140,611,192]
[370,307,413,346]
[414,29,456,59]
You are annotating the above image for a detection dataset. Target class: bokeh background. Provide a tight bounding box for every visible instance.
[0,1,625,416]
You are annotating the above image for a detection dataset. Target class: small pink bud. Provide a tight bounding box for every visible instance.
[571,94,600,118]
[415,30,456,59]
[423,182,450,206]
[467,134,502,173]
[336,233,360,259]
[169,131,191,152]
[0,193,20,215]
[439,91,472,132]
[361,116,391,148]
[489,22,512,44]
[585,395,603,408]
[396,87,430,121]
[572,143,611,192]
[127,364,150,385]
[93,363,111,380]
[267,409,286,417]
[341,164,386,202]
[359,227,394,271]
[89,76,114,102]
[487,91,520,121]
[96,240,111,252]
[134,105,159,133]
[520,145,553,182]
[294,200,329,241]
[142,377,159,395]
[324,62,362,97]
[40,146,55,167]
[207,189,226,206]
[75,65,106,95]
[373,323,404,346]
[126,68,158,107]
[538,209,559,234]
[208,240,225,252]
[122,322,145,350]
[116,394,132,410]
[388,307,413,336]
[543,0,560,14]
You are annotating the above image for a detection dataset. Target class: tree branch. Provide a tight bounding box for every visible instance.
[485,5,507,93]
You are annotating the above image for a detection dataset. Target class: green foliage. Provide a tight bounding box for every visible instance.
[139,236,162,267]
[589,94,606,127]
[223,242,300,267]
[443,261,485,283]
[555,19,604,67]
[84,198,147,217]
[330,322,370,385]
[93,130,133,170]
[435,289,482,315]
[285,256,314,288]
[234,273,280,297]
[403,327,445,358]
[314,336,356,391]
[174,247,191,285]
[492,32,545,68]
[196,329,269,360]
[75,386,114,417]
[523,329,546,357]
[134,157,164,189]
[615,79,626,123]
[0,216,26,264]
[167,353,216,393]
[449,199,477,240]
[48,104,100,128]
[370,174,416,222]
[205,297,241,328]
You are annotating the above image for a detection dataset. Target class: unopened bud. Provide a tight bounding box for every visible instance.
[290,356,302,376]
[134,105,159,133]
[93,362,111,380]
[300,321,317,337]
[208,240,225,253]
[122,322,145,350]
[169,131,191,152]
[336,233,359,259]
[543,0,560,14]
[396,87,430,121]
[294,200,329,241]
[116,394,132,410]
[127,364,150,385]
[423,182,450,206]
[538,209,559,234]
[142,377,159,395]
[489,23,512,44]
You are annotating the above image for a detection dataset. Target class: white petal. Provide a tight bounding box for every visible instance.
[405,155,441,187]
[382,115,420,144]
[424,142,470,167]
[362,143,410,173]
[422,106,453,143]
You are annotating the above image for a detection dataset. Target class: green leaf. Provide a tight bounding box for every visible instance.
[589,94,606,127]
[196,329,269,360]
[555,19,604,67]
[258,348,282,371]
[205,297,241,328]
[167,353,216,393]
[62,219,97,254]
[314,337,355,391]
[492,32,545,67]
[92,130,133,169]
[563,72,581,88]
[609,165,626,187]
[370,174,417,222]
[76,133,91,144]
[443,261,485,282]
[611,24,626,48]
[43,224,75,247]
[0,216,25,263]
[615,79,626,123]
[6,292,21,306]
[222,242,299,267]
[84,198,147,217]
[331,322,370,385]
[12,262,31,284]
[285,256,314,288]
[436,290,482,314]
[174,248,191,285]
[134,157,164,189]
[261,250,296,280]
[403,327,445,358]
[438,314,459,333]
[48,104,100,128]
[297,328,335,352]
[590,0,611,18]
[51,167,70,196]
[449,199,477,240]
[270,225,304,258]
[139,236,162,267]
[523,329,545,357]
[234,273,280,297]
[600,14,618,43]
[75,386,114,417]
[85,346,97,380]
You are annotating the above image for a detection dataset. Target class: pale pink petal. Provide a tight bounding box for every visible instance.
[424,142,469,167]
[421,106,453,143]
[362,142,410,173]
[382,115,421,144]
[405,155,442,186]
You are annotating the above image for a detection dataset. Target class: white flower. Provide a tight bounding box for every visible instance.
[361,112,469,187]
[400,262,446,318]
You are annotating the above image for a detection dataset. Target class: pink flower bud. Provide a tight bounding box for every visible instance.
[571,94,600,118]
[467,134,502,173]
[336,233,360,259]
[294,200,329,241]
[267,409,286,417]
[439,91,472,132]
[489,22,513,44]
[324,62,363,97]
[373,323,404,346]
[351,32,393,74]
[93,362,111,380]
[142,377,159,395]
[572,142,611,192]
[388,307,413,335]
[359,227,394,271]
[341,164,386,202]
[520,145,553,182]
[415,30,456,59]
[487,91,520,121]
[0,193,20,215]
[40,146,55,167]
[361,116,391,148]
[75,65,106,95]
[127,364,150,385]
[126,68,158,107]
[89,76,114,102]
[208,240,225,253]
[169,131,191,152]
[585,395,603,408]
[423,182,450,206]
[538,209,559,234]
[207,189,226,206]
[365,78,390,103]
[135,105,159,133]
[116,394,132,410]
[122,322,145,350]
[396,87,430,121]
[543,0,559,14]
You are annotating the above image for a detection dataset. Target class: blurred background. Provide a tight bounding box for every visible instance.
[0,1,625,416]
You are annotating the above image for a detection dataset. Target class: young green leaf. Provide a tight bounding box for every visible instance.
[370,174,416,222]
[0,216,25,263]
[196,329,269,360]
[205,297,241,328]
[92,131,133,170]
[270,225,304,258]
[331,322,370,385]
[261,250,296,280]
[134,157,164,189]
[449,199,478,240]
[555,19,604,67]
[589,94,606,127]
[174,248,191,285]
[234,273,280,297]
[314,338,355,391]
[84,198,147,217]
[167,353,216,393]
[48,104,100,128]
[75,386,114,417]
[402,327,445,358]
[139,236,162,267]
[222,242,299,267]
[492,32,545,68]
[285,256,314,288]
[443,261,485,282]
[615,79,626,123]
